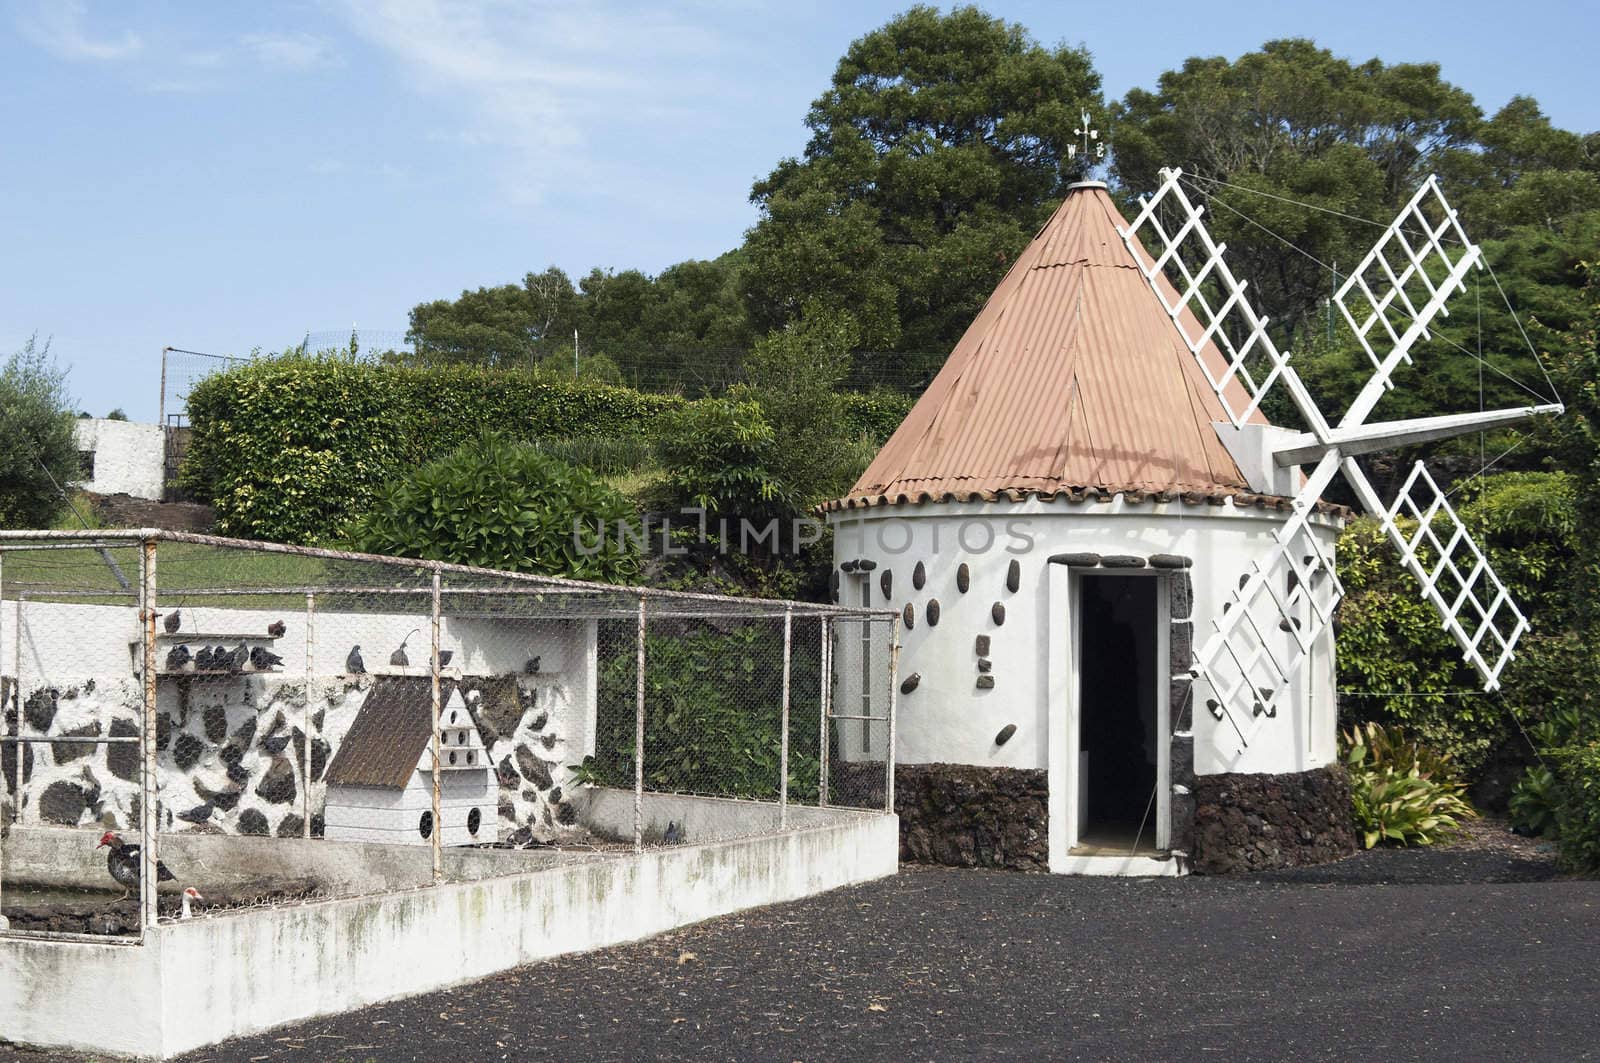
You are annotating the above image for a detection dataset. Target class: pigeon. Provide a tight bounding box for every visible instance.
[523,656,541,674]
[225,643,249,672]
[249,645,284,670]
[266,619,286,638]
[163,609,181,634]
[194,645,215,670]
[438,649,453,667]
[664,821,683,845]
[165,644,192,672]
[346,645,365,674]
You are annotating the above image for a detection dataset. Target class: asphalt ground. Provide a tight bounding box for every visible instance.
[4,836,1596,1062]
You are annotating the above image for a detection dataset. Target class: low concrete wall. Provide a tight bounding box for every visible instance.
[3,826,580,896]
[73,418,165,500]
[582,786,853,842]
[1,809,897,1058]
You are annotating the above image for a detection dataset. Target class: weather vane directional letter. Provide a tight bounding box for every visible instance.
[1068,110,1104,161]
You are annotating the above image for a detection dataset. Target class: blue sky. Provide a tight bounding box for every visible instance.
[2,0,1596,422]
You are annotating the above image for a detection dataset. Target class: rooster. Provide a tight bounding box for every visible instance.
[96,831,176,900]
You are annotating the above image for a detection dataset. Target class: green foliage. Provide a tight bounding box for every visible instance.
[840,388,916,444]
[104,408,128,421]
[581,625,820,800]
[655,397,780,517]
[1342,722,1476,848]
[350,430,638,581]
[1509,766,1562,837]
[181,353,682,544]
[0,335,79,529]
[1549,742,1600,873]
[743,5,1101,351]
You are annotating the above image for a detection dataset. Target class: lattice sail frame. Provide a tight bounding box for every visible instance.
[1333,176,1481,395]
[1119,167,1527,751]
[1194,491,1345,747]
[1118,169,1295,428]
[1379,461,1527,690]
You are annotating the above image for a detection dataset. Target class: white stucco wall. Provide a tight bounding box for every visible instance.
[73,418,166,500]
[829,496,1342,779]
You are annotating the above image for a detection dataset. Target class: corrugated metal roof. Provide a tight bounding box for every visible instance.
[828,184,1276,512]
[325,676,453,790]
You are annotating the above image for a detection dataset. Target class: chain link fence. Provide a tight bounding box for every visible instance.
[0,530,897,943]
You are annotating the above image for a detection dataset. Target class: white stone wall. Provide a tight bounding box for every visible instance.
[829,496,1342,778]
[72,418,166,500]
[0,600,595,842]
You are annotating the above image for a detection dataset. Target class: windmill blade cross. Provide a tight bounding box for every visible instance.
[1342,459,1528,691]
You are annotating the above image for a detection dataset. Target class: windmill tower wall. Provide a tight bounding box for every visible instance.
[826,181,1356,875]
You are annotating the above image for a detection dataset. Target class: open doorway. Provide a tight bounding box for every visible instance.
[1076,574,1160,853]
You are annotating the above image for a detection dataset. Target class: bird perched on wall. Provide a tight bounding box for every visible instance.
[266,619,286,638]
[165,644,192,672]
[346,645,365,673]
[163,608,181,634]
[224,643,249,673]
[523,656,541,674]
[97,831,175,900]
[179,886,204,920]
[249,645,284,671]
[194,645,215,671]
[391,628,419,668]
[664,821,683,845]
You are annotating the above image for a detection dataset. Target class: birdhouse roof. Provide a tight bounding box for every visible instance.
[325,677,470,790]
[826,182,1287,513]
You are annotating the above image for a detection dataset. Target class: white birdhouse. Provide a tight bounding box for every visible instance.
[324,678,497,846]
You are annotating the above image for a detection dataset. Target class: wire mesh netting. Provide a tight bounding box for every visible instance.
[0,531,897,942]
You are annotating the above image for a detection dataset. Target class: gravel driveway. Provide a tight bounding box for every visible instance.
[4,826,1595,1062]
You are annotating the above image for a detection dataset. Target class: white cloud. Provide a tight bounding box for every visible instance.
[336,0,735,206]
[16,0,142,61]
[241,31,340,71]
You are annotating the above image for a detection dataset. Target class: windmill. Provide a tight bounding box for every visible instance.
[1116,167,1564,757]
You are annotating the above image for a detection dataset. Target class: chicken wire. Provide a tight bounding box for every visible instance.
[0,530,896,943]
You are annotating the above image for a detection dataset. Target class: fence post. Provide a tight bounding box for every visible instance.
[779,605,792,829]
[818,616,830,808]
[11,592,22,821]
[886,614,900,817]
[429,570,443,885]
[139,536,160,935]
[634,596,647,853]
[302,591,315,840]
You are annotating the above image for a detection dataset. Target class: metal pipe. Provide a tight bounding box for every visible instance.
[886,615,900,816]
[429,572,442,885]
[10,592,20,824]
[0,529,895,620]
[139,537,160,937]
[818,616,830,808]
[634,596,646,853]
[303,591,315,840]
[779,606,791,829]
[0,549,7,930]
[0,735,139,744]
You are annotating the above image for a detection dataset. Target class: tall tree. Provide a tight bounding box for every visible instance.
[0,335,78,528]
[743,5,1102,351]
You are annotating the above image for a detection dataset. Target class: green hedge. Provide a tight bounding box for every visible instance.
[840,388,914,443]
[182,355,683,543]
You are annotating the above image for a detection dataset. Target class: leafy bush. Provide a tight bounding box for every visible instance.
[1549,742,1600,873]
[1342,722,1476,848]
[182,353,683,543]
[350,430,639,581]
[654,397,781,516]
[579,624,820,800]
[839,387,915,444]
[1509,765,1563,837]
[0,336,78,529]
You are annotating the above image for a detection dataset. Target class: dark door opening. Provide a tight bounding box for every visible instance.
[1078,574,1159,851]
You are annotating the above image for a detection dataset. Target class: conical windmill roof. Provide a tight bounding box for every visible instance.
[826,183,1293,513]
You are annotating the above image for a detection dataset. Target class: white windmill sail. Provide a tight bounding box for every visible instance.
[1119,167,1562,756]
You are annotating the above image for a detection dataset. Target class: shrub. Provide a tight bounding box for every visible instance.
[654,397,781,517]
[1342,722,1476,848]
[579,624,821,800]
[839,387,915,444]
[1550,742,1600,873]
[181,353,683,543]
[0,336,78,529]
[350,430,639,581]
[1509,765,1563,837]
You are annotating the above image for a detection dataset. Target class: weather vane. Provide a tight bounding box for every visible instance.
[1067,109,1105,167]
